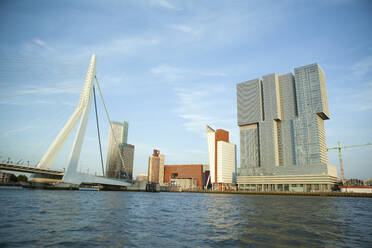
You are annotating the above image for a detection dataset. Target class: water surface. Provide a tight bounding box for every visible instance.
[1,187,371,247]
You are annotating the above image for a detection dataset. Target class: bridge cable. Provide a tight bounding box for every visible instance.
[94,76,127,175]
[93,85,105,176]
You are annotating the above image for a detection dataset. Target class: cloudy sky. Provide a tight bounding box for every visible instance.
[0,0,371,179]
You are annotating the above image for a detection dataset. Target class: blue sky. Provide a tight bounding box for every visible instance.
[0,0,371,179]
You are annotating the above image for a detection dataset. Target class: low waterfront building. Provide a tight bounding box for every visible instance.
[0,171,10,183]
[345,178,364,186]
[136,174,148,182]
[340,186,372,193]
[364,178,372,186]
[170,178,198,190]
[163,164,203,189]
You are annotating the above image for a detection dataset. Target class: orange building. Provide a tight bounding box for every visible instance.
[164,164,203,188]
[214,129,229,183]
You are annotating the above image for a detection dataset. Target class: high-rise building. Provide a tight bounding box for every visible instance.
[237,63,337,192]
[119,143,134,181]
[206,125,237,190]
[105,121,134,181]
[148,149,164,184]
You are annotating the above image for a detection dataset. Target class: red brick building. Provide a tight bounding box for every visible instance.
[164,164,203,188]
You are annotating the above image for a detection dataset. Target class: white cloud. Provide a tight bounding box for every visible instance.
[62,101,75,107]
[170,24,192,33]
[22,38,56,52]
[79,37,159,58]
[150,0,178,10]
[187,149,207,154]
[352,56,372,78]
[201,72,227,77]
[2,126,38,137]
[174,86,236,136]
[349,85,372,112]
[0,99,75,107]
[178,113,210,134]
[151,64,227,82]
[151,64,186,81]
[332,83,372,113]
[169,24,201,35]
[33,38,47,47]
[0,85,81,99]
[0,100,44,106]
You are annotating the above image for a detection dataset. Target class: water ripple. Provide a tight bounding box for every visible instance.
[0,189,372,247]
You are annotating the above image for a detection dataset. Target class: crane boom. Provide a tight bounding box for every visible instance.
[342,143,372,149]
[328,142,372,150]
[327,142,372,184]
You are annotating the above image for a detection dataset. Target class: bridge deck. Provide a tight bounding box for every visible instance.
[0,163,64,176]
[0,163,131,187]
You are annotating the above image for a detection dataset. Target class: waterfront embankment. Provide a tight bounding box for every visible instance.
[164,189,372,198]
[2,183,372,197]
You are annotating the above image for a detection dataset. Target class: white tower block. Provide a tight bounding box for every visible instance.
[37,54,96,170]
[206,125,216,184]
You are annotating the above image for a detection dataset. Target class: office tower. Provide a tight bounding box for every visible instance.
[237,63,337,192]
[206,125,237,190]
[119,143,134,181]
[105,121,134,181]
[148,149,164,184]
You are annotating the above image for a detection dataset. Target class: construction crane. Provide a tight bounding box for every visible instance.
[328,142,372,184]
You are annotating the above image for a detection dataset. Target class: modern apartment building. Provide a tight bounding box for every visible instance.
[105,121,134,181]
[206,125,237,190]
[237,63,337,192]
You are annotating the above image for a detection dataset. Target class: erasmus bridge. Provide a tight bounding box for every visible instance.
[0,55,131,189]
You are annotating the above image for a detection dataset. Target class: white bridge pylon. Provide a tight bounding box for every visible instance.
[37,54,130,187]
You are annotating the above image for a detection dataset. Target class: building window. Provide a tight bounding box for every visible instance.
[284,184,289,191]
[171,173,178,179]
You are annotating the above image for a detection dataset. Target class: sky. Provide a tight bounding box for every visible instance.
[0,0,371,179]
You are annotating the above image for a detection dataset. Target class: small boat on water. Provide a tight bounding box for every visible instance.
[79,184,100,191]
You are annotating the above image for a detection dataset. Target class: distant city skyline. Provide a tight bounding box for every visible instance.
[0,0,371,179]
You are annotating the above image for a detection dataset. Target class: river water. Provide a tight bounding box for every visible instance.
[0,187,371,247]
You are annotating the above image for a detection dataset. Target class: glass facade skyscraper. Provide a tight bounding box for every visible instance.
[106,121,134,181]
[237,63,337,192]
